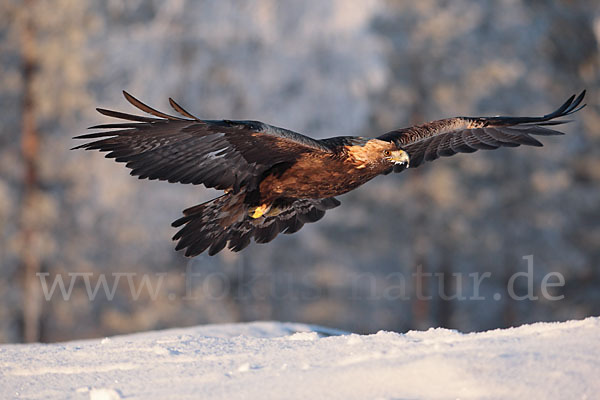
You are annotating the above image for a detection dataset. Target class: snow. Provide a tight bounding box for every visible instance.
[2,318,600,399]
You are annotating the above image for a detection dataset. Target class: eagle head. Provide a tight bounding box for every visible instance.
[382,147,410,167]
[372,140,410,168]
[346,139,410,172]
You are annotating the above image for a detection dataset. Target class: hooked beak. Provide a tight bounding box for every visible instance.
[389,149,410,168]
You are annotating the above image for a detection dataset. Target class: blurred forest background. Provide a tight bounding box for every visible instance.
[1,0,599,343]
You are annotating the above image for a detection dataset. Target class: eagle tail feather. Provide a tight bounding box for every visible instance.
[172,196,340,257]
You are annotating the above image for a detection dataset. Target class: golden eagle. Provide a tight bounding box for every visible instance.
[74,91,586,256]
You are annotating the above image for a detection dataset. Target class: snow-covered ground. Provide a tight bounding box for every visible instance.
[2,318,600,400]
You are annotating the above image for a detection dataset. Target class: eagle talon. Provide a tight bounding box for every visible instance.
[249,204,270,219]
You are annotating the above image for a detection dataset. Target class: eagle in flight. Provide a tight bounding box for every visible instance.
[74,90,586,256]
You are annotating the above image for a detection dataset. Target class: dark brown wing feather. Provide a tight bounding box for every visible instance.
[73,91,332,192]
[378,91,586,168]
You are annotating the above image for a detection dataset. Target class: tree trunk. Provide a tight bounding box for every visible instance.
[19,0,42,343]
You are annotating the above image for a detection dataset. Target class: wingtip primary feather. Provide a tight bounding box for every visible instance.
[122,90,140,107]
[95,107,158,122]
[70,143,87,150]
[556,89,586,117]
[122,90,183,120]
[73,132,112,140]
[168,97,201,121]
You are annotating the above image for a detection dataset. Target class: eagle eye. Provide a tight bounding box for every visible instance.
[383,150,391,157]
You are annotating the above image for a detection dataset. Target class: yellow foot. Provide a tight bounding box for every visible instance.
[249,204,270,219]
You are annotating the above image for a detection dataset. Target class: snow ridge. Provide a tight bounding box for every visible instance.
[2,318,599,399]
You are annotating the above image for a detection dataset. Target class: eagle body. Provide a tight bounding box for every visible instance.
[257,138,399,201]
[74,90,585,256]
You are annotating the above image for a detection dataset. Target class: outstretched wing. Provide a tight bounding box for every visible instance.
[73,91,332,192]
[378,91,586,168]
